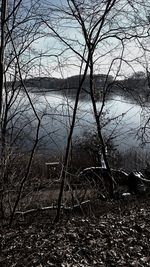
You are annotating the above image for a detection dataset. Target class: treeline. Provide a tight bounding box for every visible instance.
[23,74,113,93]
[6,71,150,101]
[116,71,150,99]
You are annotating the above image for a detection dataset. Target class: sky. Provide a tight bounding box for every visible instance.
[18,0,150,79]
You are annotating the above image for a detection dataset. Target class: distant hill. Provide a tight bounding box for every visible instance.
[24,77,63,91]
[23,74,114,93]
[6,72,150,101]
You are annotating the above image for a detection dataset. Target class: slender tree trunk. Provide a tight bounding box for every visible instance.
[89,54,115,197]
[9,117,41,227]
[0,0,7,118]
[0,0,7,226]
[54,58,90,223]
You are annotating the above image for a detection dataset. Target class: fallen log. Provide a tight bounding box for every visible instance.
[14,200,91,216]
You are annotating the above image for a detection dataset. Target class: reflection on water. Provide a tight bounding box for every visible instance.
[9,91,149,153]
[36,93,143,152]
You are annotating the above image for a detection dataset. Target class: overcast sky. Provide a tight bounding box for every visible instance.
[28,0,150,79]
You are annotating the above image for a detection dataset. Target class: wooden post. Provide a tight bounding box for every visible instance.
[45,162,60,180]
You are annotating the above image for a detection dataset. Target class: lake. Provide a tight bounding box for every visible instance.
[31,92,146,152]
[9,90,149,155]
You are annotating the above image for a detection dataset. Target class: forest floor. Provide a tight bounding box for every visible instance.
[0,196,150,267]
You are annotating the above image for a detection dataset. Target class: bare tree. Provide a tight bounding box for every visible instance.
[39,0,150,221]
[0,0,52,224]
[41,0,118,221]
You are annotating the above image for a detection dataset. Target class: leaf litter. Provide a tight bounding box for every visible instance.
[1,197,150,266]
